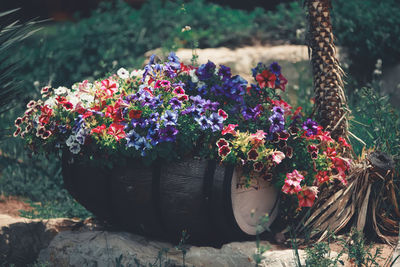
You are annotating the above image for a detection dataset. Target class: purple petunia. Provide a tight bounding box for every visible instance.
[269,62,281,75]
[218,65,232,80]
[168,97,182,110]
[269,112,285,134]
[195,115,210,130]
[302,118,318,136]
[160,126,179,142]
[161,110,178,126]
[196,61,216,81]
[208,113,224,132]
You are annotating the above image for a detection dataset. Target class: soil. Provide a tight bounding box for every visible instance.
[0,194,34,217]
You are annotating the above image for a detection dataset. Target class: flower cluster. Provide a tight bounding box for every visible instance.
[14,53,237,161]
[218,62,352,209]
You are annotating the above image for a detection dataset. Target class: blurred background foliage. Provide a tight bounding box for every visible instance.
[0,0,399,219]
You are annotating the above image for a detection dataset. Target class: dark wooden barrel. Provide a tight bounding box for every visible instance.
[62,152,279,245]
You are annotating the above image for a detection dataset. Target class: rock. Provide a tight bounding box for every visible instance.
[38,229,312,267]
[0,214,98,266]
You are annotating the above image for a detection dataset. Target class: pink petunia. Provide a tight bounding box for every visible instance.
[271,151,285,164]
[101,79,118,97]
[281,179,302,195]
[286,169,304,183]
[218,109,228,120]
[221,124,238,136]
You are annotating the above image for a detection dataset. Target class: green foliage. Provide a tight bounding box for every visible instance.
[253,214,270,266]
[343,229,383,267]
[305,241,344,267]
[348,68,400,170]
[293,230,384,267]
[332,0,400,83]
[0,126,91,219]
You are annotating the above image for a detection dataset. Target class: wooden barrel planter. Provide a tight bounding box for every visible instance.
[62,152,279,245]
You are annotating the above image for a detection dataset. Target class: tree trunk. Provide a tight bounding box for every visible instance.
[307,0,348,140]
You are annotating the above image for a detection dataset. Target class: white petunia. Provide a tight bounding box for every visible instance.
[66,135,76,147]
[66,96,79,109]
[189,69,198,83]
[44,97,57,108]
[54,86,68,95]
[117,68,129,79]
[130,69,144,78]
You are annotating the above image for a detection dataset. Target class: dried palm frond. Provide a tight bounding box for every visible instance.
[296,150,398,245]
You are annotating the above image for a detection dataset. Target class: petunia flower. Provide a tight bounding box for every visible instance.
[173,86,185,95]
[160,125,178,142]
[216,138,229,148]
[256,70,276,89]
[271,150,285,164]
[297,187,318,208]
[101,79,118,97]
[302,118,318,136]
[218,109,228,120]
[281,179,302,195]
[107,123,126,141]
[168,97,182,110]
[117,68,129,79]
[221,124,238,136]
[161,110,178,126]
[316,171,330,184]
[268,112,285,134]
[195,115,210,130]
[253,162,264,172]
[208,113,224,132]
[247,149,259,161]
[218,145,231,157]
[91,124,107,135]
[286,169,304,183]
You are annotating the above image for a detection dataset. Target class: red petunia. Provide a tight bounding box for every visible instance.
[316,171,330,184]
[253,162,264,172]
[129,109,142,119]
[62,102,73,110]
[218,145,231,157]
[107,123,126,141]
[247,149,259,161]
[297,187,318,208]
[256,70,276,89]
[56,96,67,104]
[178,94,189,101]
[216,138,228,148]
[338,137,351,148]
[173,86,185,95]
[276,74,288,91]
[91,124,107,135]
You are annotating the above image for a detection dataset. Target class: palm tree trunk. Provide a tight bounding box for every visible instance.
[306,0,348,140]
